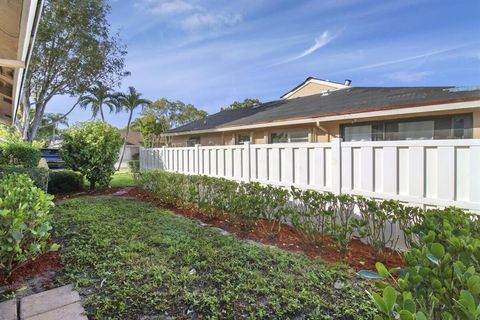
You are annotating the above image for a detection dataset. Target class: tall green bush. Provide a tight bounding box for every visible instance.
[61,121,123,190]
[0,174,58,275]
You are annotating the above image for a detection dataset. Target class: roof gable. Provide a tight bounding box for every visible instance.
[281,77,348,99]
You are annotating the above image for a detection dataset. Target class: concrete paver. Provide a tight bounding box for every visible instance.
[18,284,86,320]
[0,299,17,320]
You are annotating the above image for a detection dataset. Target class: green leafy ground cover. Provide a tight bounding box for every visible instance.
[53,197,376,319]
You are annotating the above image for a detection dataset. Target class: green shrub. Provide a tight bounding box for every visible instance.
[48,170,84,194]
[61,121,123,190]
[0,174,58,275]
[359,207,480,320]
[290,187,335,245]
[127,160,140,174]
[0,142,41,168]
[0,165,49,190]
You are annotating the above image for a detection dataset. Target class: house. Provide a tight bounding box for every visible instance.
[116,129,143,169]
[0,0,43,125]
[163,77,480,146]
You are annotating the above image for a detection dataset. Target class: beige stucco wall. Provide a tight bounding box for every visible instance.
[169,108,480,146]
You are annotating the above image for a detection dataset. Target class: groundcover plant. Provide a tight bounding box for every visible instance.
[53,197,377,319]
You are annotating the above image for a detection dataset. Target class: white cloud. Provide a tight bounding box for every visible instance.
[270,30,338,66]
[181,13,242,31]
[295,31,336,60]
[388,71,430,82]
[151,0,195,14]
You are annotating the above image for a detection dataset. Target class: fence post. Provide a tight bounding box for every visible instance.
[139,147,144,170]
[331,138,342,195]
[162,146,166,170]
[244,141,251,182]
[195,144,200,175]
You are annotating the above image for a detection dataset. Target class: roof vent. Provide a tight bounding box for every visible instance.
[344,79,352,86]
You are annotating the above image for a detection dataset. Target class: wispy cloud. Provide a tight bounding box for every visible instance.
[150,0,195,14]
[388,71,430,83]
[296,31,337,59]
[272,30,338,66]
[346,46,464,72]
[181,13,242,31]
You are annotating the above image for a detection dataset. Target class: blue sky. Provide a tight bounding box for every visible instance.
[48,0,480,128]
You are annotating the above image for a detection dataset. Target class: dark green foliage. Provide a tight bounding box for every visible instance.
[52,197,376,319]
[359,207,480,319]
[0,165,49,190]
[61,121,123,190]
[0,174,57,275]
[127,160,139,174]
[0,142,41,168]
[47,170,84,194]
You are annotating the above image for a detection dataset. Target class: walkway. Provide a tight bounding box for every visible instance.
[0,285,87,320]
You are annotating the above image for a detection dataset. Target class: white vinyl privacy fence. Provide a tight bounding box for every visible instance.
[140,139,480,213]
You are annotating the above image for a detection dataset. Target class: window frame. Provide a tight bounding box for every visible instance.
[341,113,473,142]
[186,136,201,147]
[270,129,311,144]
[235,132,252,145]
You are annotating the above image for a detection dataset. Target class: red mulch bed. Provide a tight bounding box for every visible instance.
[0,251,61,287]
[92,187,404,271]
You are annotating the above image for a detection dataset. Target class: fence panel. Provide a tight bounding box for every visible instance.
[140,139,480,212]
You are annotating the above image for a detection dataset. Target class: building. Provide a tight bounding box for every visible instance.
[116,129,143,169]
[163,77,480,146]
[0,0,43,125]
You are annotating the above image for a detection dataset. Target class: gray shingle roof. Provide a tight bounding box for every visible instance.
[165,86,480,134]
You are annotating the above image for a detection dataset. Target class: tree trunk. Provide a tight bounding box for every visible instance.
[89,179,96,191]
[100,105,105,122]
[40,100,80,128]
[117,108,133,170]
[27,103,44,142]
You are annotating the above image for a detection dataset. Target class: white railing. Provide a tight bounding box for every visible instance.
[140,139,480,213]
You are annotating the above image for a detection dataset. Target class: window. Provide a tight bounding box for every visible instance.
[342,114,473,142]
[186,137,200,147]
[236,133,251,144]
[270,130,310,143]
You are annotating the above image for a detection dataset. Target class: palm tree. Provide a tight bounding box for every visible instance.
[42,113,69,145]
[78,81,117,121]
[114,86,151,170]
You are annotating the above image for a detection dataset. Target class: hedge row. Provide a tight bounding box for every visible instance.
[138,170,427,254]
[0,142,41,168]
[0,165,49,191]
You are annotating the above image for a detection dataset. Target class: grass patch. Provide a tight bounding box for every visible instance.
[110,170,135,188]
[53,197,376,319]
[82,170,135,189]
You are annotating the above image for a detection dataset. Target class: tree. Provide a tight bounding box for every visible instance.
[78,81,117,121]
[131,108,169,148]
[61,121,123,190]
[150,98,207,128]
[17,0,127,142]
[220,98,261,111]
[35,113,69,146]
[114,87,151,170]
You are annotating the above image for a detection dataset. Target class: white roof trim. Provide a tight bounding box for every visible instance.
[162,100,480,137]
[281,78,348,100]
